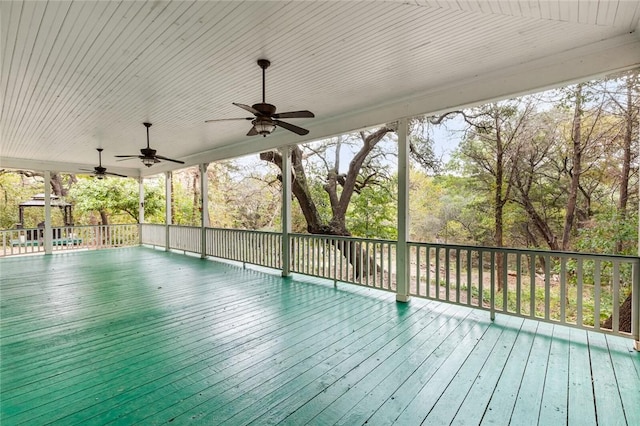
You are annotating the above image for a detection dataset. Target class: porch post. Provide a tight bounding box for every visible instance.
[396,118,410,302]
[138,177,144,245]
[200,163,209,259]
[165,171,172,251]
[281,146,292,277]
[43,171,53,255]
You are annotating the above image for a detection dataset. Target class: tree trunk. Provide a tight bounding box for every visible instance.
[616,75,634,253]
[562,84,583,251]
[494,118,505,292]
[99,210,109,244]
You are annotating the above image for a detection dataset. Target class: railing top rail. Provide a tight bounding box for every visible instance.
[52,223,138,229]
[290,232,396,245]
[168,224,202,230]
[408,240,640,263]
[207,227,280,236]
[2,224,138,231]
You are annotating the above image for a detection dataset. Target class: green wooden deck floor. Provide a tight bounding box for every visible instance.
[1,247,639,425]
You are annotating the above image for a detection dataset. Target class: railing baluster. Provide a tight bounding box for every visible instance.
[502,251,508,313]
[445,247,450,302]
[530,254,536,318]
[435,247,440,300]
[455,248,461,304]
[490,251,495,319]
[415,246,421,297]
[466,250,472,306]
[612,260,620,333]
[516,253,522,315]
[577,258,584,327]
[560,256,567,323]
[594,259,601,330]
[478,250,483,308]
[544,254,551,321]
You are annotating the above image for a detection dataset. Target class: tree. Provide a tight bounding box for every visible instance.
[445,100,533,290]
[260,122,438,275]
[260,127,397,236]
[605,70,639,253]
[69,178,163,225]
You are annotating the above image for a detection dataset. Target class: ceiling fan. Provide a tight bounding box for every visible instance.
[80,148,127,179]
[205,59,315,137]
[115,122,185,167]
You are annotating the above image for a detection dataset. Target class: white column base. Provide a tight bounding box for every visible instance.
[396,294,410,303]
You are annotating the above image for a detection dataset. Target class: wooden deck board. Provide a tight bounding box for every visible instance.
[567,326,598,426]
[1,247,638,425]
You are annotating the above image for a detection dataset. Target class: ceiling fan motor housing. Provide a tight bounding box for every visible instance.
[252,103,277,116]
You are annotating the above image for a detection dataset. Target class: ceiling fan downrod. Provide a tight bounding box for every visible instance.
[258,59,270,104]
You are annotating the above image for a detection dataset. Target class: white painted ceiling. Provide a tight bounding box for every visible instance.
[2,0,640,177]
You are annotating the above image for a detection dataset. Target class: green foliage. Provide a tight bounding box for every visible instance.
[575,208,638,255]
[68,177,163,224]
[206,159,282,231]
[0,172,40,228]
[347,176,397,239]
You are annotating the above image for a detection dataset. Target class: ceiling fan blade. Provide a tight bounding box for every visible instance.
[105,171,128,178]
[273,110,315,119]
[155,155,185,164]
[115,155,140,158]
[246,127,258,136]
[205,117,253,123]
[79,168,94,172]
[274,120,309,136]
[233,103,260,116]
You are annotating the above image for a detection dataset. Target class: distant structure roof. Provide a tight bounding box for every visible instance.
[19,194,72,208]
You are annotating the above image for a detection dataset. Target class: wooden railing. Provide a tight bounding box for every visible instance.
[0,224,139,257]
[408,242,639,339]
[169,225,201,254]
[0,227,45,256]
[290,234,396,291]
[140,223,165,247]
[205,227,282,269]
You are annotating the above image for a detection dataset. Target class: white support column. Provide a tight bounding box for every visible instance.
[165,171,172,251]
[138,177,145,245]
[44,171,53,255]
[281,147,292,277]
[200,163,209,259]
[396,118,410,302]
